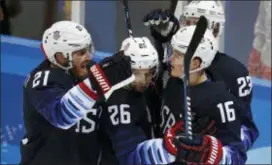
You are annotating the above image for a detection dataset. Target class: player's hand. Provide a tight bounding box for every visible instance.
[163,121,223,165]
[88,50,135,101]
[248,48,261,77]
[143,9,179,43]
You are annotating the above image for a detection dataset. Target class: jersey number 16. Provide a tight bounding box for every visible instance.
[217,101,236,123]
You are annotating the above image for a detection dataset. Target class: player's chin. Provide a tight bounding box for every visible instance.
[80,61,90,76]
[75,67,89,80]
[135,86,147,93]
[170,70,179,78]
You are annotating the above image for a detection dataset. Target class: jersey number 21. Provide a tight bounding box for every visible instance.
[32,71,50,88]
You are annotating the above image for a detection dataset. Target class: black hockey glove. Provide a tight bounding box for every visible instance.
[143,9,180,43]
[164,121,223,165]
[88,50,135,102]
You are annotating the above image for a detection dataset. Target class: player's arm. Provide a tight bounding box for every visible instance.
[216,95,249,164]
[143,9,180,64]
[27,73,97,129]
[161,114,247,164]
[240,104,259,151]
[235,74,259,151]
[164,123,247,165]
[102,104,175,165]
[110,127,175,165]
[207,93,248,164]
[253,1,266,52]
[143,9,179,44]
[26,52,134,129]
[163,95,248,164]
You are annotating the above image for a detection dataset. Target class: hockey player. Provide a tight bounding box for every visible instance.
[99,36,229,165]
[99,36,160,165]
[20,20,135,165]
[143,0,258,152]
[163,25,247,164]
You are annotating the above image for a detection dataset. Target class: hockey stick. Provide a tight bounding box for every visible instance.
[122,0,133,38]
[169,0,178,14]
[182,16,208,140]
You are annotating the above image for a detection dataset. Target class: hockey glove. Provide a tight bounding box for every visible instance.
[88,50,135,102]
[143,9,179,43]
[164,121,223,165]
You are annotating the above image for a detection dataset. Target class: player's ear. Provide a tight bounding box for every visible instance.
[55,53,69,67]
[191,57,202,70]
[213,23,220,38]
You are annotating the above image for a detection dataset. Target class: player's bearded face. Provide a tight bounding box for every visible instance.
[132,68,154,92]
[71,48,92,80]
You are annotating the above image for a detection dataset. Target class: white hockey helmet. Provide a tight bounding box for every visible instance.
[120,37,159,72]
[182,1,225,36]
[171,25,218,72]
[41,21,93,70]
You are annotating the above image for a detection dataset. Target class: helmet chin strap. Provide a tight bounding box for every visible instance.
[55,60,73,70]
[179,66,205,80]
[53,52,73,70]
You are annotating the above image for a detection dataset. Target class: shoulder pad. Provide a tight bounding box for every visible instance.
[26,64,75,90]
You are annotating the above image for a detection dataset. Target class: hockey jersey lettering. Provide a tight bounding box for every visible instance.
[21,60,101,165]
[161,77,247,164]
[207,52,259,151]
[158,34,258,153]
[100,88,175,165]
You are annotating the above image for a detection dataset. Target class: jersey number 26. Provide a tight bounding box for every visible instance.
[108,104,131,125]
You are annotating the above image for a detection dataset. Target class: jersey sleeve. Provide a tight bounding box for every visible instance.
[220,145,247,165]
[228,75,259,151]
[26,69,98,129]
[213,91,248,164]
[240,105,259,151]
[236,74,258,150]
[101,103,175,165]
